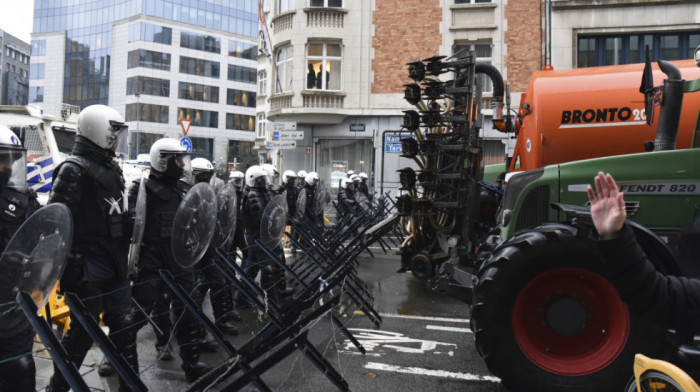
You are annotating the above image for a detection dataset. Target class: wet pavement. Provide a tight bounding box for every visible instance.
[35,244,509,392]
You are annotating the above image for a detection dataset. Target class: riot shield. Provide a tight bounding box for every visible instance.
[0,203,73,337]
[171,182,217,268]
[260,194,288,249]
[213,181,237,249]
[296,188,307,216]
[127,176,147,274]
[354,192,371,212]
[312,188,329,216]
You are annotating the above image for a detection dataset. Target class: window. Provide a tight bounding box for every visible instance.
[179,56,220,78]
[29,87,44,103]
[127,76,170,97]
[258,70,267,96]
[256,112,266,139]
[126,103,169,124]
[180,31,221,54]
[178,107,218,128]
[226,113,256,131]
[278,0,294,13]
[228,40,258,60]
[129,23,172,45]
[30,63,45,79]
[227,140,257,170]
[455,0,492,3]
[577,31,700,67]
[227,89,256,107]
[306,42,342,90]
[227,64,256,83]
[190,137,214,161]
[310,0,342,7]
[127,49,171,71]
[178,82,219,103]
[453,42,493,92]
[276,45,294,93]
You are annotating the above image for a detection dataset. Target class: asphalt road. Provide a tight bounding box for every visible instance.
[101,249,509,392]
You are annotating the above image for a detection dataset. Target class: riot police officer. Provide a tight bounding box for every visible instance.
[191,158,240,335]
[262,163,281,195]
[46,105,136,392]
[241,165,284,303]
[358,172,370,198]
[296,170,307,188]
[0,125,41,392]
[129,138,210,383]
[337,178,357,217]
[282,170,299,222]
[304,172,324,228]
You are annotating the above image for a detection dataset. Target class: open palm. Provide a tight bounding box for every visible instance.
[587,172,626,238]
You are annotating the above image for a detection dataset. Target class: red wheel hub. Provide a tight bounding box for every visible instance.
[512,267,629,376]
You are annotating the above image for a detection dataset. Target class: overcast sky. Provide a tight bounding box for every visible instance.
[0,2,34,43]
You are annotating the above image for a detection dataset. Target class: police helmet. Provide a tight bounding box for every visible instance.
[245,165,270,188]
[191,157,214,184]
[359,172,368,180]
[149,138,191,179]
[305,171,319,186]
[282,169,297,184]
[77,105,128,151]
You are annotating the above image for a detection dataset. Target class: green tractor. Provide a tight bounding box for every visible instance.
[470,49,700,391]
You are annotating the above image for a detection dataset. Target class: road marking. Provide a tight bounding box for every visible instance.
[340,329,457,354]
[353,311,469,324]
[365,362,501,382]
[426,325,472,333]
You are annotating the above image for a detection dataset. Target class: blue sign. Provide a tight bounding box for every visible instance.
[385,144,402,153]
[273,131,280,140]
[385,134,411,144]
[350,123,365,132]
[180,137,192,153]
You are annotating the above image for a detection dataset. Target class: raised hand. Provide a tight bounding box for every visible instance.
[587,172,626,239]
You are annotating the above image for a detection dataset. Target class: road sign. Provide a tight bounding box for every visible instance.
[385,144,402,153]
[385,134,411,144]
[272,130,304,140]
[180,137,192,153]
[265,140,296,149]
[350,123,365,132]
[180,119,192,135]
[268,122,297,131]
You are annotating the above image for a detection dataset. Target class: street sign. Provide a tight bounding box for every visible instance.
[350,123,365,132]
[180,119,191,136]
[268,122,297,131]
[265,140,296,149]
[180,137,192,153]
[272,130,304,140]
[385,144,402,153]
[385,134,411,144]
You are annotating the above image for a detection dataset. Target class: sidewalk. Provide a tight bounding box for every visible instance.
[34,340,108,392]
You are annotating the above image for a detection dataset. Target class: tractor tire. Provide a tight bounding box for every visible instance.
[471,223,665,392]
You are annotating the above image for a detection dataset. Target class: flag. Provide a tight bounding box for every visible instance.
[258,0,273,60]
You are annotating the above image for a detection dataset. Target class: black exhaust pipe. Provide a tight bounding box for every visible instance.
[475,63,506,128]
[655,60,684,151]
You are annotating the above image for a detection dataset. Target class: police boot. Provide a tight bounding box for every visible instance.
[108,311,140,392]
[211,286,239,336]
[98,357,115,376]
[260,266,281,305]
[176,313,211,383]
[0,355,36,392]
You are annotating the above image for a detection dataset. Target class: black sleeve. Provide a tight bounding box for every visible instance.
[48,161,84,215]
[598,224,700,333]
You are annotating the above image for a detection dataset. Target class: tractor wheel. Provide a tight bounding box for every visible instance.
[471,223,665,392]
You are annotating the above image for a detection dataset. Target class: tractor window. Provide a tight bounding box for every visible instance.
[52,126,77,154]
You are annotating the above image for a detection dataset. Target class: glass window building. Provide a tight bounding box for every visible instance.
[30,0,259,165]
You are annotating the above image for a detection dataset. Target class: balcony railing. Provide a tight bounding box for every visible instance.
[272,12,294,33]
[302,91,345,109]
[305,7,346,28]
[270,93,293,111]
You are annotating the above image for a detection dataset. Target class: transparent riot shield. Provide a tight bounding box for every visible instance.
[354,192,371,212]
[171,182,217,268]
[296,188,307,217]
[127,176,147,274]
[213,181,237,249]
[312,188,329,216]
[260,194,288,249]
[0,203,73,337]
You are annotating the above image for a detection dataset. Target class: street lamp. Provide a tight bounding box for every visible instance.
[135,93,141,159]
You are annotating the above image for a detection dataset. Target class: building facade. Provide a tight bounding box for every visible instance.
[29,0,259,168]
[0,30,30,106]
[258,0,700,194]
